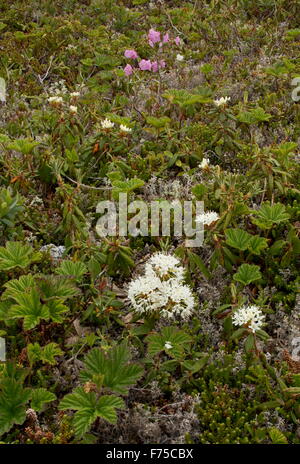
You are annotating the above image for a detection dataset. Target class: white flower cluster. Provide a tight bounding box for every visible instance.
[69,105,78,114]
[199,158,210,169]
[101,118,115,129]
[120,124,132,133]
[196,210,219,226]
[47,96,63,106]
[176,54,184,62]
[100,119,132,133]
[214,96,231,106]
[47,80,81,113]
[127,253,195,319]
[232,304,265,333]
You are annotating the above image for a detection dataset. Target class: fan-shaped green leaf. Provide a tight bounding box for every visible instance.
[0,378,31,436]
[225,229,252,251]
[80,344,143,394]
[146,326,192,359]
[248,235,268,255]
[55,261,87,281]
[0,242,41,270]
[251,203,290,229]
[10,289,49,330]
[268,427,288,444]
[36,275,80,300]
[59,387,124,437]
[30,388,56,412]
[2,275,35,300]
[233,263,262,286]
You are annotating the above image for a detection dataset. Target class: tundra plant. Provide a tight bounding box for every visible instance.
[127,253,195,319]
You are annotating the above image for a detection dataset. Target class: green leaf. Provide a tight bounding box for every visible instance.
[2,275,35,300]
[36,275,80,301]
[247,235,268,255]
[0,187,23,228]
[10,289,49,330]
[80,344,143,394]
[59,387,124,437]
[111,178,145,200]
[46,300,69,324]
[187,250,211,279]
[55,261,87,282]
[244,333,255,354]
[268,427,288,444]
[146,116,171,129]
[28,342,63,365]
[8,138,39,155]
[146,326,192,360]
[182,355,210,373]
[59,387,98,411]
[268,240,287,256]
[225,228,252,251]
[95,395,124,424]
[251,203,290,229]
[0,242,41,271]
[233,263,262,286]
[0,377,31,436]
[31,388,56,412]
[230,327,248,340]
[237,107,272,124]
[162,88,212,108]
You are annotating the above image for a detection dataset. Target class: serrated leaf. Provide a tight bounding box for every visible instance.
[2,275,35,300]
[46,300,69,324]
[0,242,40,270]
[59,387,124,437]
[28,342,63,366]
[0,378,31,436]
[59,387,98,411]
[31,388,56,412]
[10,289,49,330]
[225,228,251,251]
[95,395,124,423]
[55,261,87,282]
[237,107,272,124]
[247,235,268,255]
[251,203,290,229]
[268,427,288,444]
[36,275,79,301]
[233,263,262,286]
[146,326,191,360]
[80,344,143,394]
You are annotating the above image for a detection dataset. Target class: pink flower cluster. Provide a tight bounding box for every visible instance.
[148,28,181,48]
[123,52,165,76]
[123,29,181,77]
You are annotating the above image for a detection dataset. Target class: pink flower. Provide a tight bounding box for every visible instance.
[124,49,138,59]
[175,36,181,46]
[124,64,133,76]
[148,28,161,47]
[163,33,169,43]
[139,59,152,71]
[151,61,159,72]
[159,60,166,69]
